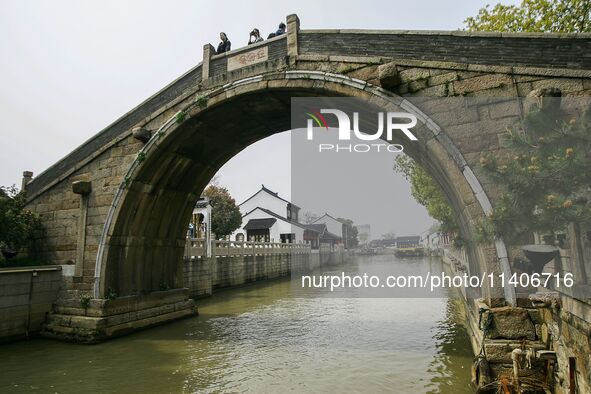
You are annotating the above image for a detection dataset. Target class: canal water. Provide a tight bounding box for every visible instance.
[0,255,474,393]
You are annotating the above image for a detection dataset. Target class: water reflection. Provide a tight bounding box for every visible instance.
[0,255,474,393]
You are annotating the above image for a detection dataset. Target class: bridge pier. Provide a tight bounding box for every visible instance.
[42,288,195,343]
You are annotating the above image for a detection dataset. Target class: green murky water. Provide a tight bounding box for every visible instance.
[0,255,474,393]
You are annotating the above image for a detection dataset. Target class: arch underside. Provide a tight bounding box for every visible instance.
[98,73,511,303]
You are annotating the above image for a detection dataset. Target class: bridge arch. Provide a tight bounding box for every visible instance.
[93,70,514,304]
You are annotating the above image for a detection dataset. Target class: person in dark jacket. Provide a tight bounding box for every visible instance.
[275,22,286,36]
[268,22,286,39]
[216,32,231,54]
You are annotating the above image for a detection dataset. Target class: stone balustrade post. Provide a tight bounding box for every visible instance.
[202,44,215,83]
[286,14,300,64]
[21,171,33,193]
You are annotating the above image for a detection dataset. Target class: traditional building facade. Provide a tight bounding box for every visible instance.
[232,185,305,243]
[303,223,341,249]
[395,236,421,248]
[238,185,300,221]
[239,207,306,243]
[312,213,346,240]
[230,185,342,247]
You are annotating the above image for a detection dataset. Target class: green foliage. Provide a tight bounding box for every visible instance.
[196,96,208,108]
[479,102,591,240]
[106,287,118,300]
[393,156,458,232]
[203,185,242,239]
[464,0,590,32]
[0,185,43,258]
[176,110,187,124]
[80,294,91,310]
[337,217,359,248]
[137,151,146,163]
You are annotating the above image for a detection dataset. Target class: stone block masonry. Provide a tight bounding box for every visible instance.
[14,18,591,392]
[41,288,195,343]
[183,241,344,299]
[0,266,62,342]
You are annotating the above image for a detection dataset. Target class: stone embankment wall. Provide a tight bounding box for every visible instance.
[184,243,346,298]
[0,266,62,342]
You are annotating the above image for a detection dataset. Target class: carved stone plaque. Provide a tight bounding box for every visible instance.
[227,46,268,71]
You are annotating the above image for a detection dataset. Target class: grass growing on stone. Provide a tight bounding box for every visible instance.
[196,96,208,108]
[80,294,91,309]
[176,110,187,124]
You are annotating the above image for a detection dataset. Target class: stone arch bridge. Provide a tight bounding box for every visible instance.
[22,15,591,341]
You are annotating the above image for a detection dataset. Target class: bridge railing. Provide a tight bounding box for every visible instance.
[442,246,470,274]
[185,238,311,258]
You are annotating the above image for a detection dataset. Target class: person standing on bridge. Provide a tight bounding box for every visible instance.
[275,22,286,36]
[216,32,231,54]
[267,22,286,39]
[248,28,263,45]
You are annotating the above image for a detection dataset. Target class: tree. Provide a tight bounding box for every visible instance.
[393,155,458,233]
[203,185,242,239]
[464,0,590,33]
[0,185,42,259]
[478,100,591,241]
[301,211,319,224]
[337,218,359,248]
[382,232,396,240]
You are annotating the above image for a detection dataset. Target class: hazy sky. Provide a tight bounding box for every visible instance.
[0,0,517,238]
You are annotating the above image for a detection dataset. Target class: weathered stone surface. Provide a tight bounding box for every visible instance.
[525,87,562,113]
[484,341,546,363]
[453,74,513,95]
[71,180,91,195]
[41,289,196,343]
[345,64,379,85]
[486,306,537,340]
[428,72,458,86]
[131,127,151,143]
[399,67,430,82]
[376,62,400,90]
[0,267,62,342]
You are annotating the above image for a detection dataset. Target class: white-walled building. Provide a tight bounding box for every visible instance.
[238,185,300,222]
[239,207,306,243]
[189,197,212,257]
[230,185,344,246]
[189,197,212,239]
[357,224,371,244]
[312,213,345,240]
[231,185,304,243]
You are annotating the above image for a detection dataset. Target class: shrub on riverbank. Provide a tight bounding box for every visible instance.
[0,185,45,267]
